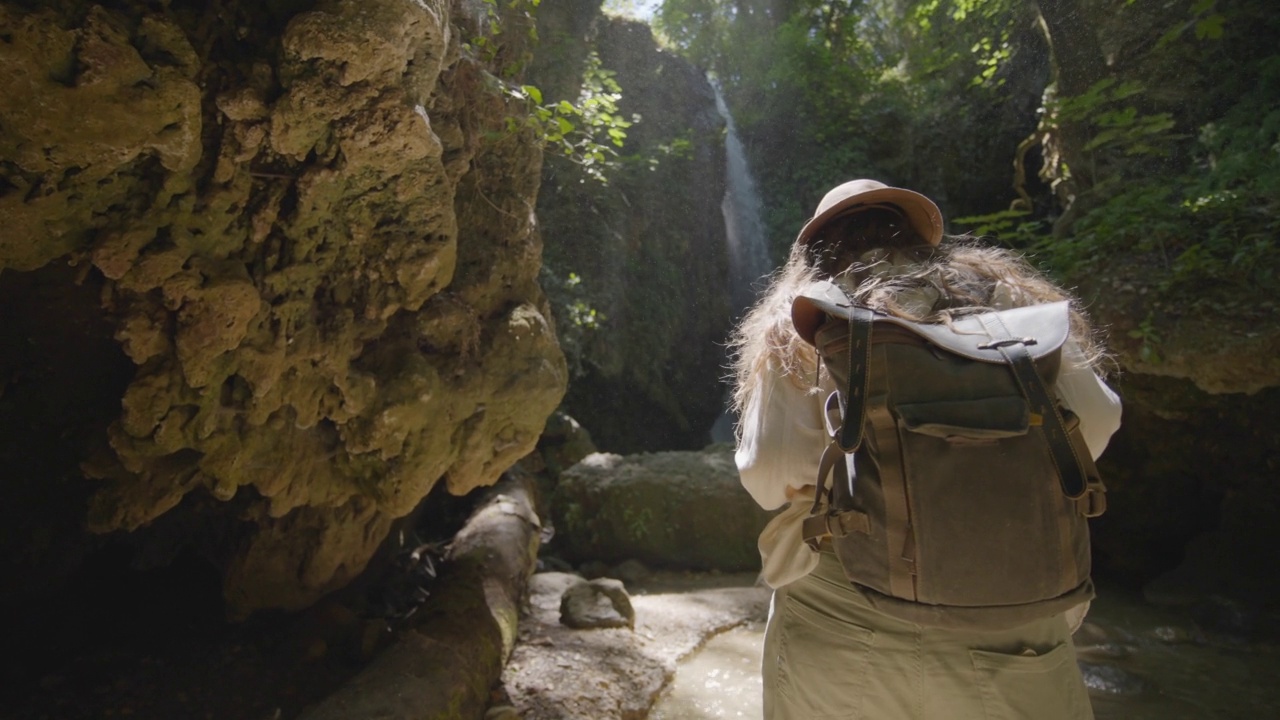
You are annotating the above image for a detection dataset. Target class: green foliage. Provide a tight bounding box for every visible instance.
[562,272,605,330]
[505,52,638,184]
[467,0,543,74]
[1033,38,1280,305]
[542,266,608,378]
[1155,0,1226,48]
[469,0,639,186]
[622,505,654,541]
[951,2,1278,347]
[952,208,1045,246]
[656,135,694,160]
[911,0,1017,87]
[657,0,1277,373]
[657,0,1031,253]
[1128,314,1164,364]
[1047,78,1180,168]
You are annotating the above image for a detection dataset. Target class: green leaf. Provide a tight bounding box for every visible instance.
[1195,14,1224,40]
[1084,129,1121,151]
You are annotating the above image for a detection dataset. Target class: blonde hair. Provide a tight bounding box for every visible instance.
[728,233,1108,429]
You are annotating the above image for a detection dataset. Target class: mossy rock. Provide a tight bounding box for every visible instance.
[551,444,771,571]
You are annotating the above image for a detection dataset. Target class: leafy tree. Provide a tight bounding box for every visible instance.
[656,0,1277,317]
[656,0,1037,257]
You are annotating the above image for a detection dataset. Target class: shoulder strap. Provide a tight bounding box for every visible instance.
[976,312,1088,499]
[837,309,873,452]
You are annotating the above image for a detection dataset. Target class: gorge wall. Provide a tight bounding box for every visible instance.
[1030,0,1280,608]
[0,0,567,619]
[532,13,733,454]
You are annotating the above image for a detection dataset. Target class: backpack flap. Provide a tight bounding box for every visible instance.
[792,280,1072,364]
[890,302,1070,364]
[792,280,858,344]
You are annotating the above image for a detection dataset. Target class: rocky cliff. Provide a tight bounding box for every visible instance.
[533,15,733,453]
[1032,0,1280,610]
[0,0,566,618]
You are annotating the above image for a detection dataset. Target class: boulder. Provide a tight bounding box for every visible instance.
[551,444,772,572]
[560,578,636,630]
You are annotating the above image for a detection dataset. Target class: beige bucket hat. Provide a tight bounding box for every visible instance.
[795,179,944,247]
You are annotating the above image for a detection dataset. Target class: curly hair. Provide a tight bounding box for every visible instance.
[727,211,1108,431]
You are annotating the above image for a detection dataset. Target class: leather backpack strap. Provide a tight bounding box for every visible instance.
[802,437,872,550]
[1067,417,1108,517]
[802,436,844,550]
[837,309,874,452]
[803,391,857,550]
[978,314,1088,500]
[803,298,873,550]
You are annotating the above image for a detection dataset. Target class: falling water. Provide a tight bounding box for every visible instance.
[710,81,773,444]
[714,81,773,318]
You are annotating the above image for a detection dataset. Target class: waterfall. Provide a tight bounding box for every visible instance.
[710,80,773,444]
[713,81,773,318]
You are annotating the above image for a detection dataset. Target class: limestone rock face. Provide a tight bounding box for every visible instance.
[1088,274,1280,397]
[0,0,566,616]
[551,445,772,571]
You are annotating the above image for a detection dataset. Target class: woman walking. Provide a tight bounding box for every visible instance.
[731,179,1121,719]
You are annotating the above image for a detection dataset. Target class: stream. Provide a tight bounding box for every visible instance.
[650,583,1280,719]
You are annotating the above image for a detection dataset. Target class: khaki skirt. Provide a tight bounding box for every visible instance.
[762,552,1094,720]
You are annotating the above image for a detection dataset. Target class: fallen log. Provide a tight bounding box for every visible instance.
[298,472,542,720]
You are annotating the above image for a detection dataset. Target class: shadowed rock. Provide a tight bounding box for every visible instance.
[0,0,566,618]
[551,444,773,571]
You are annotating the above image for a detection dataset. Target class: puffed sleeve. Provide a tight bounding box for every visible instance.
[1055,341,1123,460]
[734,360,828,510]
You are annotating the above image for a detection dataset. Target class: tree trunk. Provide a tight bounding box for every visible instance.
[1034,0,1110,232]
[298,473,543,720]
[1035,0,1108,97]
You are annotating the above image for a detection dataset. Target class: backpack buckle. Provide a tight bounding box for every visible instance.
[977,337,1038,350]
[802,514,832,551]
[802,510,871,551]
[1076,487,1107,518]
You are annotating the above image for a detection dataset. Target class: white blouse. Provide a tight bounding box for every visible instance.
[735,291,1123,589]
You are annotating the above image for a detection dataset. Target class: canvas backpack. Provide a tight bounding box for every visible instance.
[790,280,1107,630]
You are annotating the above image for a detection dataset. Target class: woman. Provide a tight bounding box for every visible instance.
[731,179,1122,720]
